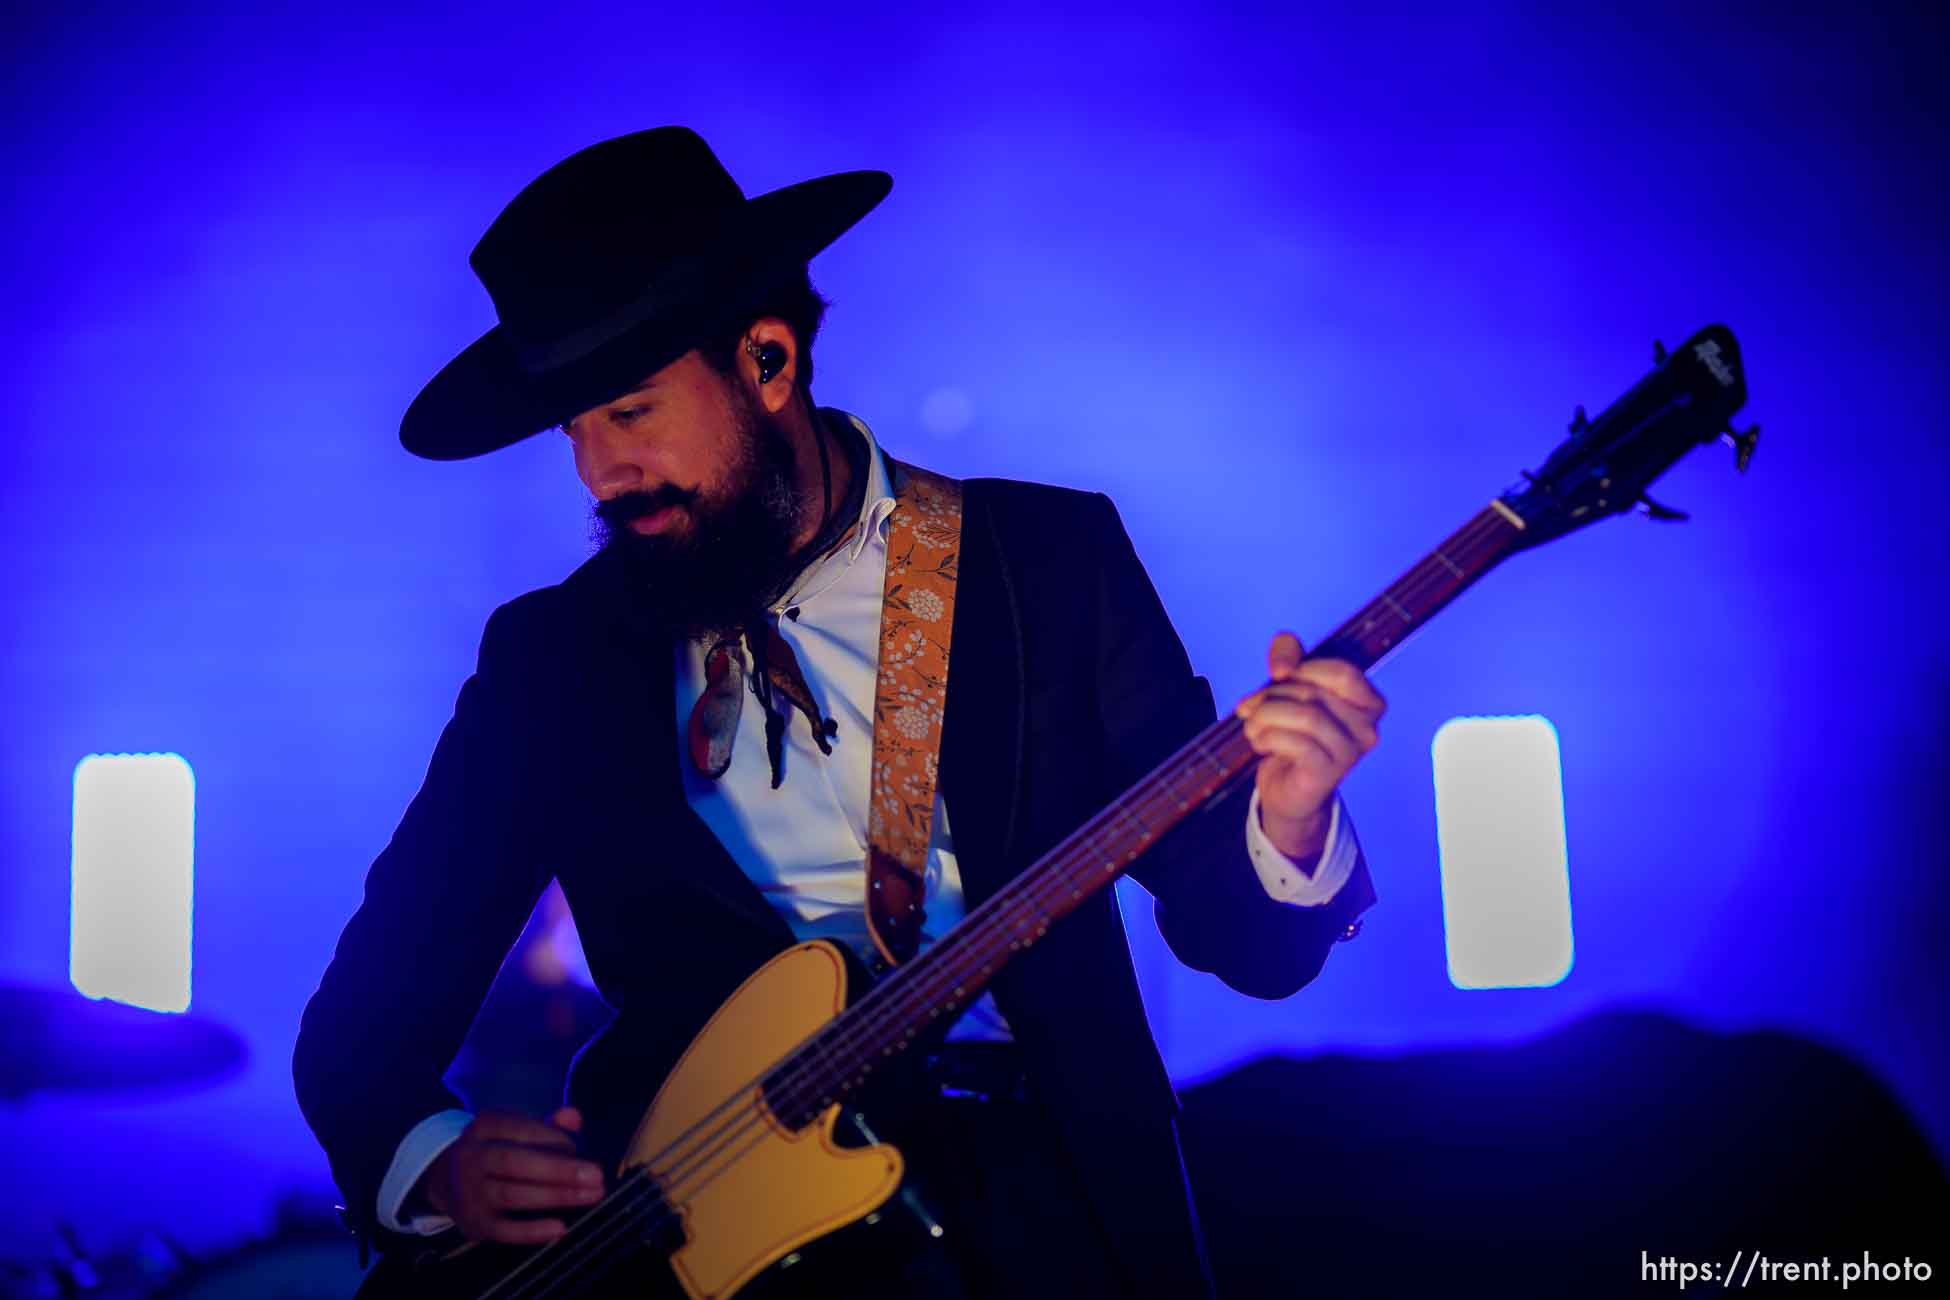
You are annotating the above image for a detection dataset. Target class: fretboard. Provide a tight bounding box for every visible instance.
[763,499,1527,1125]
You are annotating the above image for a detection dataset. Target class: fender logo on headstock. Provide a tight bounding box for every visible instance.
[1693,339,1737,388]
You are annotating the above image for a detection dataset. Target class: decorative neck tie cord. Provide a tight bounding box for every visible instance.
[741,614,836,789]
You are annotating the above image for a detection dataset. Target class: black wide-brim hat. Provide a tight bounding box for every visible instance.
[400,126,891,460]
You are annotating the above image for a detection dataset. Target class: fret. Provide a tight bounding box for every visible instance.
[1195,741,1230,788]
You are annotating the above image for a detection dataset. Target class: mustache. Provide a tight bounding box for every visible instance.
[595,485,695,529]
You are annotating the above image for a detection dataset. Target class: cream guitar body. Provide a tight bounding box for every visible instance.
[361,940,933,1300]
[621,941,905,1299]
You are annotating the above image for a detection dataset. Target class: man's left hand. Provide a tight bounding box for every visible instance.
[1234,630,1386,862]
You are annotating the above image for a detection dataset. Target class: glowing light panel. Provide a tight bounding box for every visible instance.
[1432,717,1573,990]
[71,753,195,1012]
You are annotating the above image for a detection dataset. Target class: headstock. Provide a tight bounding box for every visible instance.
[1503,324,1756,550]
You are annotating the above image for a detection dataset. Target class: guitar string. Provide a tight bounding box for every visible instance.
[486,1120,773,1298]
[478,506,1520,1296]
[476,710,1274,1300]
[482,730,1246,1300]
[491,704,1287,1298]
[481,735,1248,1300]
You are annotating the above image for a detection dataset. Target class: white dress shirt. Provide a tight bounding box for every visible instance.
[377,410,1359,1234]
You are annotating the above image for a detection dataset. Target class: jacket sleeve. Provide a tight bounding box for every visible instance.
[1086,492,1376,1000]
[292,599,555,1259]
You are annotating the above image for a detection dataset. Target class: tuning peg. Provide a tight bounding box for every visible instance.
[1720,423,1760,473]
[1569,404,1588,432]
[1653,339,1669,364]
[1636,493,1690,522]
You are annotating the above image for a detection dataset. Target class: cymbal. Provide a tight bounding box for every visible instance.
[0,984,246,1100]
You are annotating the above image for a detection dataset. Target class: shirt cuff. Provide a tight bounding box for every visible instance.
[1244,787,1358,907]
[377,1109,474,1235]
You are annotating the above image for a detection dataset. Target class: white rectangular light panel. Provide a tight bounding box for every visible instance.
[71,753,195,1012]
[1432,716,1573,989]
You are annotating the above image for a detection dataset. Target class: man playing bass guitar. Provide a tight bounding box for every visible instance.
[294,126,1382,1299]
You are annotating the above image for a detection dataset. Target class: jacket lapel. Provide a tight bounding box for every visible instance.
[937,481,1026,908]
[565,547,795,945]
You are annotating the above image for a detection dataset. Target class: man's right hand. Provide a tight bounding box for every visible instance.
[418,1106,606,1245]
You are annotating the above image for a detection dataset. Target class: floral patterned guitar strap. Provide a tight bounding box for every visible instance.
[864,457,963,967]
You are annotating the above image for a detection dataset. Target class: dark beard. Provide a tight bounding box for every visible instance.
[591,392,809,641]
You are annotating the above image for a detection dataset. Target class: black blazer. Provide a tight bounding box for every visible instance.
[293,474,1375,1296]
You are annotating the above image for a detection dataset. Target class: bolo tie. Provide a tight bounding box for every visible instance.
[686,612,924,966]
[688,612,836,789]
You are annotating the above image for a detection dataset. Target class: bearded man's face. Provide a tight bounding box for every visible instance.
[563,347,811,640]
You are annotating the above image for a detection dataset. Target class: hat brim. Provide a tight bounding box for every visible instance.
[399,168,892,461]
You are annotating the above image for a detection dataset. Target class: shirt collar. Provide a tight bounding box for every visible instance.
[835,409,897,562]
[767,409,897,614]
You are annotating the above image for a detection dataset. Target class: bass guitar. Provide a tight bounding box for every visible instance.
[365,323,1758,1298]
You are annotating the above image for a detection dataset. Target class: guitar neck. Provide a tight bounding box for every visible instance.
[1311,499,1527,671]
[763,500,1527,1124]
